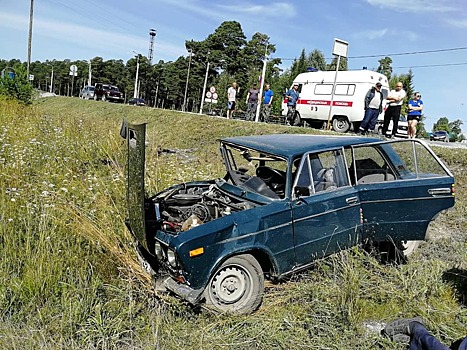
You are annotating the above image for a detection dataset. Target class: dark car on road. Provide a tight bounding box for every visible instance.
[128,98,146,106]
[122,123,455,314]
[430,130,450,142]
[94,83,124,103]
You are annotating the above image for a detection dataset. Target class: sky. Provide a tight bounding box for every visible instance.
[1,0,466,131]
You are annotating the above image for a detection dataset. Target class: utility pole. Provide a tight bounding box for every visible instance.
[133,52,140,99]
[255,42,268,122]
[88,60,92,86]
[199,61,210,114]
[49,66,54,93]
[27,0,34,79]
[183,49,193,112]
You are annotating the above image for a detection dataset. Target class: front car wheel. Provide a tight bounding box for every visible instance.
[332,116,350,133]
[203,254,264,314]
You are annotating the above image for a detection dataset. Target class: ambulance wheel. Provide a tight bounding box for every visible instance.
[332,116,350,133]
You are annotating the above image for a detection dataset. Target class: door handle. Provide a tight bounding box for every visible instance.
[346,196,358,204]
[428,188,451,196]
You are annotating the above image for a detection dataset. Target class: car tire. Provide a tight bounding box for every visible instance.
[292,112,301,126]
[332,116,350,133]
[401,240,421,256]
[370,240,421,264]
[203,254,264,314]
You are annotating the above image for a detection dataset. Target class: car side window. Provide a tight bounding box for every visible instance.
[350,146,396,184]
[293,149,349,197]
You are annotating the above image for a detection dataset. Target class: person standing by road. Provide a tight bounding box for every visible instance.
[407,92,423,139]
[382,82,406,138]
[227,82,237,119]
[285,83,300,125]
[245,83,259,121]
[261,84,274,123]
[359,82,383,135]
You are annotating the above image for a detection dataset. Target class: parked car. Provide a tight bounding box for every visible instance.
[377,115,409,138]
[94,83,124,103]
[79,85,95,100]
[122,123,455,314]
[430,130,450,142]
[128,98,146,106]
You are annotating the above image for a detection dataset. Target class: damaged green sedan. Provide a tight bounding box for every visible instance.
[122,122,455,314]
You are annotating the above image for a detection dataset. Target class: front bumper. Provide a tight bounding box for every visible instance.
[135,244,204,305]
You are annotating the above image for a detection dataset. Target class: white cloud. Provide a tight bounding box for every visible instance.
[353,28,418,41]
[446,18,467,28]
[0,12,185,61]
[360,29,388,40]
[216,3,297,19]
[366,0,456,13]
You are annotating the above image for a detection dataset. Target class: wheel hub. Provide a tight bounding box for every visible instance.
[211,267,247,304]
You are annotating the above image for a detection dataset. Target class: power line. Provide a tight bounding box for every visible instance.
[274,46,467,61]
[393,62,467,69]
[348,46,467,59]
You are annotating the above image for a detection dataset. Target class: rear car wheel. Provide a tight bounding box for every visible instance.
[203,254,264,314]
[332,116,350,133]
[370,240,421,264]
[292,112,301,126]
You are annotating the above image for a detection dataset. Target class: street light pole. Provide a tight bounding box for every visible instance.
[133,52,140,99]
[199,61,210,114]
[183,49,193,112]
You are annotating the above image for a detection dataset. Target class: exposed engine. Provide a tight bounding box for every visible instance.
[153,183,256,233]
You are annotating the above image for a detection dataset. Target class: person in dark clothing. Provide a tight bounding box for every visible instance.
[359,82,383,135]
[383,317,467,350]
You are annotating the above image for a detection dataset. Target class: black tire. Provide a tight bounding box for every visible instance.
[332,116,351,133]
[369,239,421,264]
[203,254,264,314]
[292,112,301,126]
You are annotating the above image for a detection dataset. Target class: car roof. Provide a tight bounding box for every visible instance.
[221,134,380,159]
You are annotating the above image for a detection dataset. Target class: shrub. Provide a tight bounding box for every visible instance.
[0,65,33,104]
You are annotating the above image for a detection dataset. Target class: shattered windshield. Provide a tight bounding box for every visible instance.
[221,143,289,199]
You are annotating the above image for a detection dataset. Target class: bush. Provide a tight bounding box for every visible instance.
[0,65,33,104]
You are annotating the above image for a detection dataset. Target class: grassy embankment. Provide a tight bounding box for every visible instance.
[0,96,466,349]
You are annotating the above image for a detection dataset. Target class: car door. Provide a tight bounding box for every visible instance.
[291,148,362,267]
[350,140,455,243]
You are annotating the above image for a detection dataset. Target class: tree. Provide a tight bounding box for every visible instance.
[449,119,463,141]
[327,56,348,71]
[377,57,393,80]
[307,49,327,71]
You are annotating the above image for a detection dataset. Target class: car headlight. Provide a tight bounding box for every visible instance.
[167,249,178,267]
[155,242,163,259]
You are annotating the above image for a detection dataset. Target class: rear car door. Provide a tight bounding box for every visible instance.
[350,140,454,243]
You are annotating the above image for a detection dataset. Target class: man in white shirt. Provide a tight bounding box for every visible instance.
[382,82,406,138]
[226,82,237,119]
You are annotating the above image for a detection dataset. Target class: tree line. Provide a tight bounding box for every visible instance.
[0,20,462,138]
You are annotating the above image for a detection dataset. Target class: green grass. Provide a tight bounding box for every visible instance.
[1,96,466,349]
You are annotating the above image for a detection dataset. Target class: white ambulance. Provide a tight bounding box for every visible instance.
[282,69,389,133]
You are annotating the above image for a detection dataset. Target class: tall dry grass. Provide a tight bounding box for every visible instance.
[0,96,465,349]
